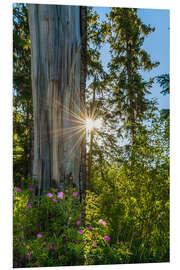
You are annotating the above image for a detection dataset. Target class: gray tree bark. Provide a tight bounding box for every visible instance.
[28,4,86,195]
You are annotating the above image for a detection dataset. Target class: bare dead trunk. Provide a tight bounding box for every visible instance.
[28,4,86,195]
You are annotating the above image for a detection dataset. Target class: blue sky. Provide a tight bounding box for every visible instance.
[93,6,170,110]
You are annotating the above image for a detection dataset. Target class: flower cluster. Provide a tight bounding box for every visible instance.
[57,192,63,199]
[99,219,107,226]
[15,186,111,266]
[77,217,110,246]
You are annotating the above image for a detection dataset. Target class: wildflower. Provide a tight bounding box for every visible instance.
[88,226,92,231]
[93,242,97,247]
[73,192,78,197]
[49,245,53,249]
[98,219,103,224]
[99,219,106,226]
[76,220,81,225]
[27,203,31,208]
[47,193,53,198]
[24,215,27,219]
[78,230,84,235]
[26,245,30,249]
[79,214,82,219]
[57,192,64,199]
[29,186,34,191]
[52,199,57,203]
[104,236,110,242]
[37,233,42,238]
[16,187,21,192]
[26,251,32,256]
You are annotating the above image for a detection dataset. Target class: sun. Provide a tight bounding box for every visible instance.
[86,118,94,131]
[86,118,102,131]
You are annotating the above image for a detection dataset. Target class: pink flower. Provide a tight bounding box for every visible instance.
[52,199,57,203]
[78,230,84,235]
[88,226,92,231]
[49,245,53,249]
[99,219,106,226]
[93,242,97,247]
[57,192,64,199]
[47,193,53,198]
[104,236,110,242]
[73,192,78,197]
[27,203,31,209]
[26,251,32,256]
[37,233,42,238]
[76,220,81,225]
[16,187,21,192]
[29,186,34,191]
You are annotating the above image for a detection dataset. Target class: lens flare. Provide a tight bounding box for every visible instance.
[86,118,94,131]
[86,118,103,131]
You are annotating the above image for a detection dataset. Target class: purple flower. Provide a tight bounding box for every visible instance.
[79,214,82,219]
[16,187,21,192]
[37,233,42,238]
[47,193,53,198]
[78,230,84,235]
[88,226,92,231]
[57,192,64,199]
[73,192,78,197]
[52,198,57,203]
[49,245,53,249]
[29,186,34,191]
[76,220,81,225]
[27,203,31,209]
[104,236,110,242]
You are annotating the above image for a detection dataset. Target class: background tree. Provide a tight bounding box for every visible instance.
[106,8,159,159]
[86,7,121,185]
[156,73,170,120]
[13,3,33,187]
[156,73,170,143]
[86,7,108,185]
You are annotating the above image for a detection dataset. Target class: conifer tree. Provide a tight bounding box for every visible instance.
[106,8,159,156]
[13,3,33,185]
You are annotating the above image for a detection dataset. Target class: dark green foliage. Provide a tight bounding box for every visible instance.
[13,3,33,186]
[156,73,170,140]
[156,74,170,96]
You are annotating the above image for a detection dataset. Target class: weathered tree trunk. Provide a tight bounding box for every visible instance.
[28,4,86,195]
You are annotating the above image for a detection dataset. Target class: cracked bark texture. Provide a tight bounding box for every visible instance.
[28,4,86,195]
